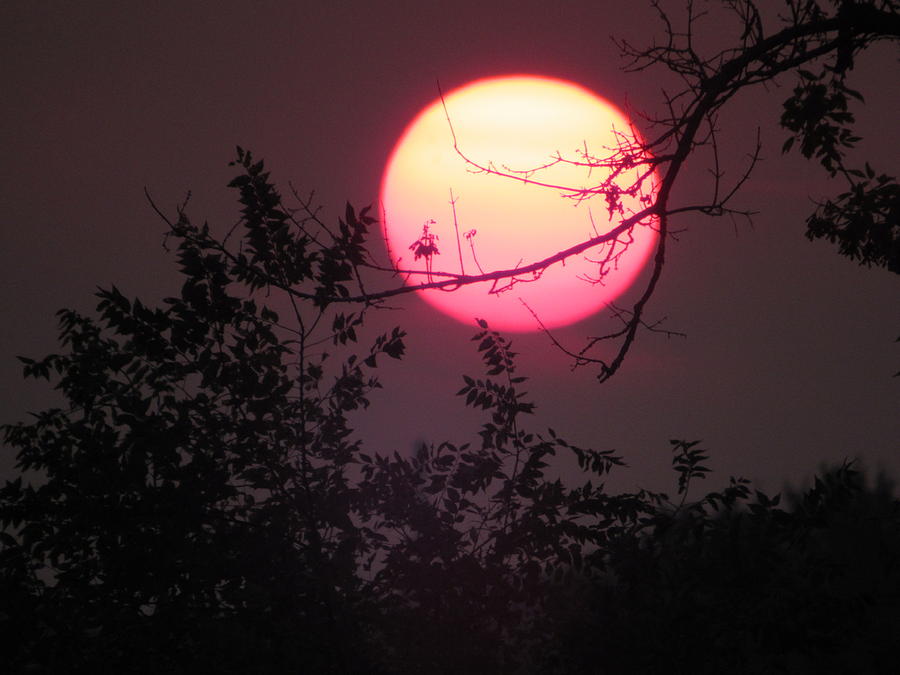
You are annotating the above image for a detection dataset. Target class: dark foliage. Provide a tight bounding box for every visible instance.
[3,148,899,674]
[549,462,900,674]
[0,150,658,674]
[780,68,900,273]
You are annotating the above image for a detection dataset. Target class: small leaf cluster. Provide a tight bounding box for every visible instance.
[224,146,377,304]
[781,69,863,176]
[781,69,899,273]
[669,438,712,498]
[806,165,900,273]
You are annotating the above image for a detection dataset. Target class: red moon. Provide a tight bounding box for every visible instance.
[380,75,658,333]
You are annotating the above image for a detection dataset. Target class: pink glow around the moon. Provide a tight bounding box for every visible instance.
[380,75,658,333]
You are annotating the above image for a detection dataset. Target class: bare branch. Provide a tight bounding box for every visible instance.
[153,1,898,384]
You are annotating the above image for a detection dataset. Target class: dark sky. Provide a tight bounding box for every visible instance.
[1,1,897,496]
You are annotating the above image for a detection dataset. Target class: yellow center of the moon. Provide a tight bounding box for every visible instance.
[380,75,658,332]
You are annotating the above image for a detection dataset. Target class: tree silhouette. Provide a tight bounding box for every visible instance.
[432,0,899,379]
[549,461,900,674]
[4,148,898,675]
[216,0,895,383]
[1,154,393,672]
[0,151,667,673]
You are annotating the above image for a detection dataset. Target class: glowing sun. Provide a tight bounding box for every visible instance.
[380,75,658,332]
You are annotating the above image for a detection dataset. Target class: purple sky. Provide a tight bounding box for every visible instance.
[2,1,897,496]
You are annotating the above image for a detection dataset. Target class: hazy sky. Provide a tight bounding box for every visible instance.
[1,1,897,496]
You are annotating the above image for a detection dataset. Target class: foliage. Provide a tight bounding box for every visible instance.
[618,0,900,273]
[549,461,900,675]
[3,147,899,674]
[0,151,658,674]
[1,148,401,672]
[805,163,900,273]
[356,320,662,672]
